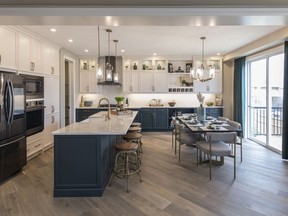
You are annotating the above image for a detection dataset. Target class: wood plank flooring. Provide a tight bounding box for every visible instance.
[1,132,288,216]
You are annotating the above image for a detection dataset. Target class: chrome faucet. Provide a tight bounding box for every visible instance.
[98,98,111,120]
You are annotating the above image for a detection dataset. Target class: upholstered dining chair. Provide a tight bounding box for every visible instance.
[175,121,199,162]
[196,132,237,180]
[227,120,243,162]
[171,117,177,149]
[217,116,229,122]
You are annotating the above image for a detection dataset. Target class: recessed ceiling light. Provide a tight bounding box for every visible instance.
[50,28,56,32]
[153,53,157,56]
[217,53,221,56]
[121,49,125,53]
[68,39,73,43]
[84,49,89,52]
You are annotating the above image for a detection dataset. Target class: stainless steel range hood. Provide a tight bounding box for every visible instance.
[97,56,122,86]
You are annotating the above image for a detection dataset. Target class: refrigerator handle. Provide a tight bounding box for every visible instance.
[0,73,3,96]
[9,80,14,124]
[4,80,10,123]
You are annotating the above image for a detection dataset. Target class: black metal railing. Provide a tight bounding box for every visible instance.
[251,106,283,135]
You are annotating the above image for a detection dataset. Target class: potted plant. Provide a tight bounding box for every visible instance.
[114,96,125,107]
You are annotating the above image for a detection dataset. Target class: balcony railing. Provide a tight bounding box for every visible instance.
[251,106,283,135]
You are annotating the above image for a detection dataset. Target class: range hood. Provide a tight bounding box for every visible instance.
[97,56,122,86]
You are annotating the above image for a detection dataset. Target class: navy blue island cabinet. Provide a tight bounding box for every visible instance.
[54,134,121,197]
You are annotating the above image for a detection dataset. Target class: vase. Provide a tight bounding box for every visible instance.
[197,106,206,123]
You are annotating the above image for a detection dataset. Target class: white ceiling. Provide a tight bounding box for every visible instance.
[23,25,283,57]
[1,6,286,58]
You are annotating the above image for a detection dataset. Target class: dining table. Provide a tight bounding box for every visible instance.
[176,114,242,134]
[175,114,242,164]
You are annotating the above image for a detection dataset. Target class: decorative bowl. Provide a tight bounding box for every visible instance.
[168,102,176,107]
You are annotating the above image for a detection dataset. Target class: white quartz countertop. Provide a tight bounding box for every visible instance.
[77,106,224,109]
[53,111,138,135]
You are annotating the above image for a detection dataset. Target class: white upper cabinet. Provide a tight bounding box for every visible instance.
[123,59,140,93]
[154,71,167,92]
[140,70,154,92]
[79,59,98,93]
[44,76,60,115]
[0,26,17,71]
[18,33,42,73]
[123,58,167,93]
[42,43,59,76]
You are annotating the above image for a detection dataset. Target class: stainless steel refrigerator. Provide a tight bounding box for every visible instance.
[0,71,26,183]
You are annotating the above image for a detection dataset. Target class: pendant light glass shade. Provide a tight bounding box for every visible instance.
[96,26,103,80]
[113,39,119,83]
[190,37,215,82]
[105,29,113,81]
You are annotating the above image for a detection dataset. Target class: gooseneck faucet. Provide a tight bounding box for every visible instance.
[98,98,111,120]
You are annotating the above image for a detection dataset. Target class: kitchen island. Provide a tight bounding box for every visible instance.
[52,111,137,197]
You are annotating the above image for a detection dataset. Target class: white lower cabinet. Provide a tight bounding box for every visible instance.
[43,113,60,150]
[26,132,44,160]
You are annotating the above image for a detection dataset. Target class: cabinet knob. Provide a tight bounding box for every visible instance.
[51,67,54,74]
[51,105,55,113]
[51,116,55,123]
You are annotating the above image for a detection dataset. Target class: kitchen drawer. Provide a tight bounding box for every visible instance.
[27,132,44,158]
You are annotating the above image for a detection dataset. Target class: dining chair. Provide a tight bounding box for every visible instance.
[227,120,243,162]
[196,132,237,180]
[175,121,199,162]
[171,117,177,148]
[217,116,229,122]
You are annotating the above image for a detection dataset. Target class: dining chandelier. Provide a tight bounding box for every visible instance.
[190,37,215,82]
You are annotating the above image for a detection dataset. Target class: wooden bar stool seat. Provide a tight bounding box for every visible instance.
[122,132,143,153]
[131,122,141,127]
[128,126,142,133]
[109,142,142,192]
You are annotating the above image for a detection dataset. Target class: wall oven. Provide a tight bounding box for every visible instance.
[22,74,44,100]
[26,100,45,136]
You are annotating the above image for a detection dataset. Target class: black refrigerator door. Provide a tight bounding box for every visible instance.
[0,72,25,142]
[0,135,27,182]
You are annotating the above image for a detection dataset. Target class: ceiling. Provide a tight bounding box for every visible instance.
[1,5,287,58]
[23,25,284,58]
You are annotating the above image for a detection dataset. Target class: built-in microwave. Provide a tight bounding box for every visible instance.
[21,74,44,100]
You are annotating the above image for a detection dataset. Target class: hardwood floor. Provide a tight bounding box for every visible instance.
[1,132,288,216]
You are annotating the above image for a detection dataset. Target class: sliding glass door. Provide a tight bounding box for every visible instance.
[247,52,284,152]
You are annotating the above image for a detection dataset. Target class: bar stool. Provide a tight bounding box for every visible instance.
[131,122,141,127]
[109,142,142,192]
[122,132,143,154]
[128,126,142,133]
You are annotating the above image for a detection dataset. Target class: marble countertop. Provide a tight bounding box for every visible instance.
[77,106,224,109]
[53,111,138,135]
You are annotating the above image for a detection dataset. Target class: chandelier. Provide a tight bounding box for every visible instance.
[190,37,215,82]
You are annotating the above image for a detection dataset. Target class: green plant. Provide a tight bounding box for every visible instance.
[114,96,125,102]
